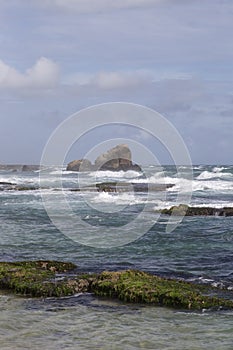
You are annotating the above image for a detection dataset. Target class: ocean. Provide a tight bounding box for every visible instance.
[0,165,233,349]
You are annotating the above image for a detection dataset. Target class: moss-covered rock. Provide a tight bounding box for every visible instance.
[0,261,233,310]
[0,260,78,297]
[160,204,233,216]
[92,270,233,310]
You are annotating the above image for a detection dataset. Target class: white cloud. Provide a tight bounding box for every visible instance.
[0,57,60,90]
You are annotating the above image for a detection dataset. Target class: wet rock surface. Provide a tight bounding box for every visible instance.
[160,204,233,216]
[0,260,233,310]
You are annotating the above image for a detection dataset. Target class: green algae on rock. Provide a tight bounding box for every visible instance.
[160,204,233,216]
[0,261,78,297]
[92,270,233,310]
[0,261,233,310]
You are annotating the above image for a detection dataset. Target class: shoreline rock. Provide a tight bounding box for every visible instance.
[160,204,233,216]
[0,260,232,310]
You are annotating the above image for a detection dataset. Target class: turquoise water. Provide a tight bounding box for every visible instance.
[0,165,233,349]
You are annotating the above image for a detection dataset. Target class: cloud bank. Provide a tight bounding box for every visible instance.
[0,57,60,90]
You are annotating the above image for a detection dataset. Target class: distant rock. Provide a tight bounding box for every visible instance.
[96,144,141,171]
[95,144,131,167]
[66,159,93,172]
[22,165,40,172]
[160,204,233,216]
[0,164,40,172]
[66,144,141,172]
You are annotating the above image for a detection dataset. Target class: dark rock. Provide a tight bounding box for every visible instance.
[66,159,93,172]
[14,185,39,191]
[0,181,15,186]
[160,204,233,216]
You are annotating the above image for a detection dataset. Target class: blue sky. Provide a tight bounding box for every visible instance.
[0,0,232,164]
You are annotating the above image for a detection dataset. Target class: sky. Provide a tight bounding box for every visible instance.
[0,0,232,164]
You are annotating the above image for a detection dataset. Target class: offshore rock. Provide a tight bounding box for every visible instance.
[160,204,233,216]
[66,144,142,172]
[66,159,93,172]
[0,164,40,172]
[22,165,40,172]
[95,144,141,171]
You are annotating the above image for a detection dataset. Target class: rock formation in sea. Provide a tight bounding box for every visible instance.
[22,165,40,172]
[160,204,233,216]
[1,260,233,310]
[66,144,142,172]
[0,164,40,172]
[66,159,92,172]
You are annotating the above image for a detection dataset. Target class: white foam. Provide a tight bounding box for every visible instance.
[197,170,232,180]
[189,202,233,208]
[212,166,226,172]
[89,170,141,180]
[192,179,233,192]
[91,192,146,205]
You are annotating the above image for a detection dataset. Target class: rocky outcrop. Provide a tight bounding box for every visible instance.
[0,260,233,310]
[66,159,92,172]
[95,144,141,171]
[66,144,142,172]
[160,204,233,216]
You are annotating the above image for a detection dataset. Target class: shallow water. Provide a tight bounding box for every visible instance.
[0,165,233,349]
[0,293,233,350]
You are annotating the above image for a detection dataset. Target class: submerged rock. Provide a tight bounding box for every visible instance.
[160,204,233,216]
[0,261,232,310]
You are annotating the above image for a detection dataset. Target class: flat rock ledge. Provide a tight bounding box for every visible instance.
[160,204,233,216]
[0,261,233,311]
[71,182,174,193]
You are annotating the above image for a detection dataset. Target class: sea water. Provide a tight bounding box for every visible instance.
[0,165,233,349]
